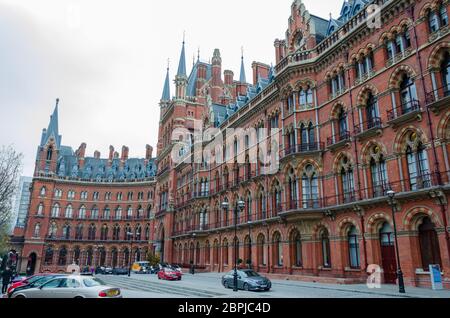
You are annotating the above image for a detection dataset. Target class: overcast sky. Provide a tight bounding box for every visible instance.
[0,0,342,177]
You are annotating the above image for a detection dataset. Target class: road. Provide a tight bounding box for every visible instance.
[97,273,450,299]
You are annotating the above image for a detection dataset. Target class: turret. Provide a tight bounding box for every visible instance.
[175,38,188,99]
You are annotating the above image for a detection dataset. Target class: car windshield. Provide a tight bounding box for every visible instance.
[26,276,45,284]
[243,271,260,277]
[83,277,106,287]
[32,276,58,287]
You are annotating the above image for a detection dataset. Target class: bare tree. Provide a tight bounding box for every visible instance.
[0,145,23,233]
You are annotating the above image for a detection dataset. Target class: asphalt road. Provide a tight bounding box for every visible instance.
[97,273,450,299]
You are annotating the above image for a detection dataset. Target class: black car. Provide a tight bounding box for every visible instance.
[95,266,113,275]
[222,270,272,292]
[112,268,129,275]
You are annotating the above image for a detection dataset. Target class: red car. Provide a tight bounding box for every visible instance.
[158,268,181,281]
[7,274,54,294]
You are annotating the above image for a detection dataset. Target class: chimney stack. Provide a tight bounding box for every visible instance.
[121,146,129,161]
[94,150,101,159]
[224,70,234,86]
[146,145,154,160]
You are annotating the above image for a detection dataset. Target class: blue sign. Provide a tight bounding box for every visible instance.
[430,265,443,290]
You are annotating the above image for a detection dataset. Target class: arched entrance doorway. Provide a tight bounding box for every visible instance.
[379,223,397,284]
[419,217,442,271]
[26,253,37,275]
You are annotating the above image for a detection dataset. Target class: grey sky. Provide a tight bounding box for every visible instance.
[0,0,342,176]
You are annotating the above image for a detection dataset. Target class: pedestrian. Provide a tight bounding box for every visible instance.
[1,267,12,294]
[190,261,195,275]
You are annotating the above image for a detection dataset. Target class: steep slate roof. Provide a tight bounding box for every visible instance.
[326,0,369,36]
[177,41,187,78]
[186,61,212,97]
[161,67,171,101]
[40,100,62,148]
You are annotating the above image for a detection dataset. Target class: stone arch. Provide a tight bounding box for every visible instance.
[332,151,354,172]
[356,84,379,106]
[366,212,393,234]
[296,159,322,175]
[388,65,418,89]
[419,0,444,20]
[312,222,332,239]
[337,217,360,237]
[270,227,285,241]
[428,42,450,70]
[437,110,450,140]
[330,101,347,119]
[392,126,429,154]
[403,206,443,231]
[360,140,388,165]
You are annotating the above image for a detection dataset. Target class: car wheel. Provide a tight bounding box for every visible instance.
[243,283,250,291]
[224,281,229,289]
[14,295,25,299]
[265,288,271,291]
[74,296,84,299]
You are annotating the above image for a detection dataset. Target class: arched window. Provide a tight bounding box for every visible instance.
[86,248,93,266]
[287,169,298,209]
[40,187,46,196]
[145,226,150,241]
[223,239,229,266]
[302,165,319,209]
[78,206,86,219]
[257,234,266,266]
[58,247,68,266]
[65,205,73,219]
[406,134,431,190]
[338,108,348,139]
[341,157,355,203]
[75,224,83,240]
[113,225,120,241]
[428,4,448,33]
[44,247,54,265]
[135,225,142,241]
[115,207,122,220]
[48,222,58,238]
[88,224,96,241]
[51,203,60,218]
[419,217,442,270]
[321,229,331,268]
[73,247,81,265]
[348,226,360,269]
[441,51,450,95]
[366,93,379,127]
[291,231,302,267]
[213,240,219,265]
[127,207,133,220]
[91,207,99,220]
[100,225,108,241]
[62,224,71,239]
[46,146,53,161]
[273,232,283,266]
[33,223,41,238]
[370,146,388,197]
[205,241,211,265]
[399,75,418,113]
[37,203,44,216]
[103,207,110,220]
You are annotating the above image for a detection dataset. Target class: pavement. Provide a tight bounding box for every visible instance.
[96,272,450,299]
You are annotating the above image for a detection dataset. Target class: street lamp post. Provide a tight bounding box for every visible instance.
[387,190,406,294]
[127,232,134,277]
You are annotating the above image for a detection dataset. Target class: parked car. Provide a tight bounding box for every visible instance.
[169,264,183,278]
[7,274,67,298]
[222,270,271,291]
[112,268,129,276]
[149,266,159,274]
[95,266,113,275]
[10,275,122,298]
[158,267,181,281]
[132,261,151,274]
[8,273,57,294]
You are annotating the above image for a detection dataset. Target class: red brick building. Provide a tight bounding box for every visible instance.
[12,101,157,273]
[153,0,450,289]
[12,0,450,289]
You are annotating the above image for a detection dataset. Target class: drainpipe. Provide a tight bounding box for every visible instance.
[408,5,442,185]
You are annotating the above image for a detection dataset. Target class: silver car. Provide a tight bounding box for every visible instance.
[11,275,122,298]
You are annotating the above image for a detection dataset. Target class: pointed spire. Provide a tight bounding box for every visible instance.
[177,34,187,78]
[239,47,246,83]
[161,62,171,101]
[41,98,62,148]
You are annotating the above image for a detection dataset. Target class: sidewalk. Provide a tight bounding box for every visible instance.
[193,272,450,298]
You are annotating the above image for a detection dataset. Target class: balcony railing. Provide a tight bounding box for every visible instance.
[283,142,324,157]
[425,85,450,106]
[354,117,382,135]
[387,100,421,122]
[327,131,351,147]
[169,171,446,237]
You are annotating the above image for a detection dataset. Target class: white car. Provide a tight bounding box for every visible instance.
[11,275,122,298]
